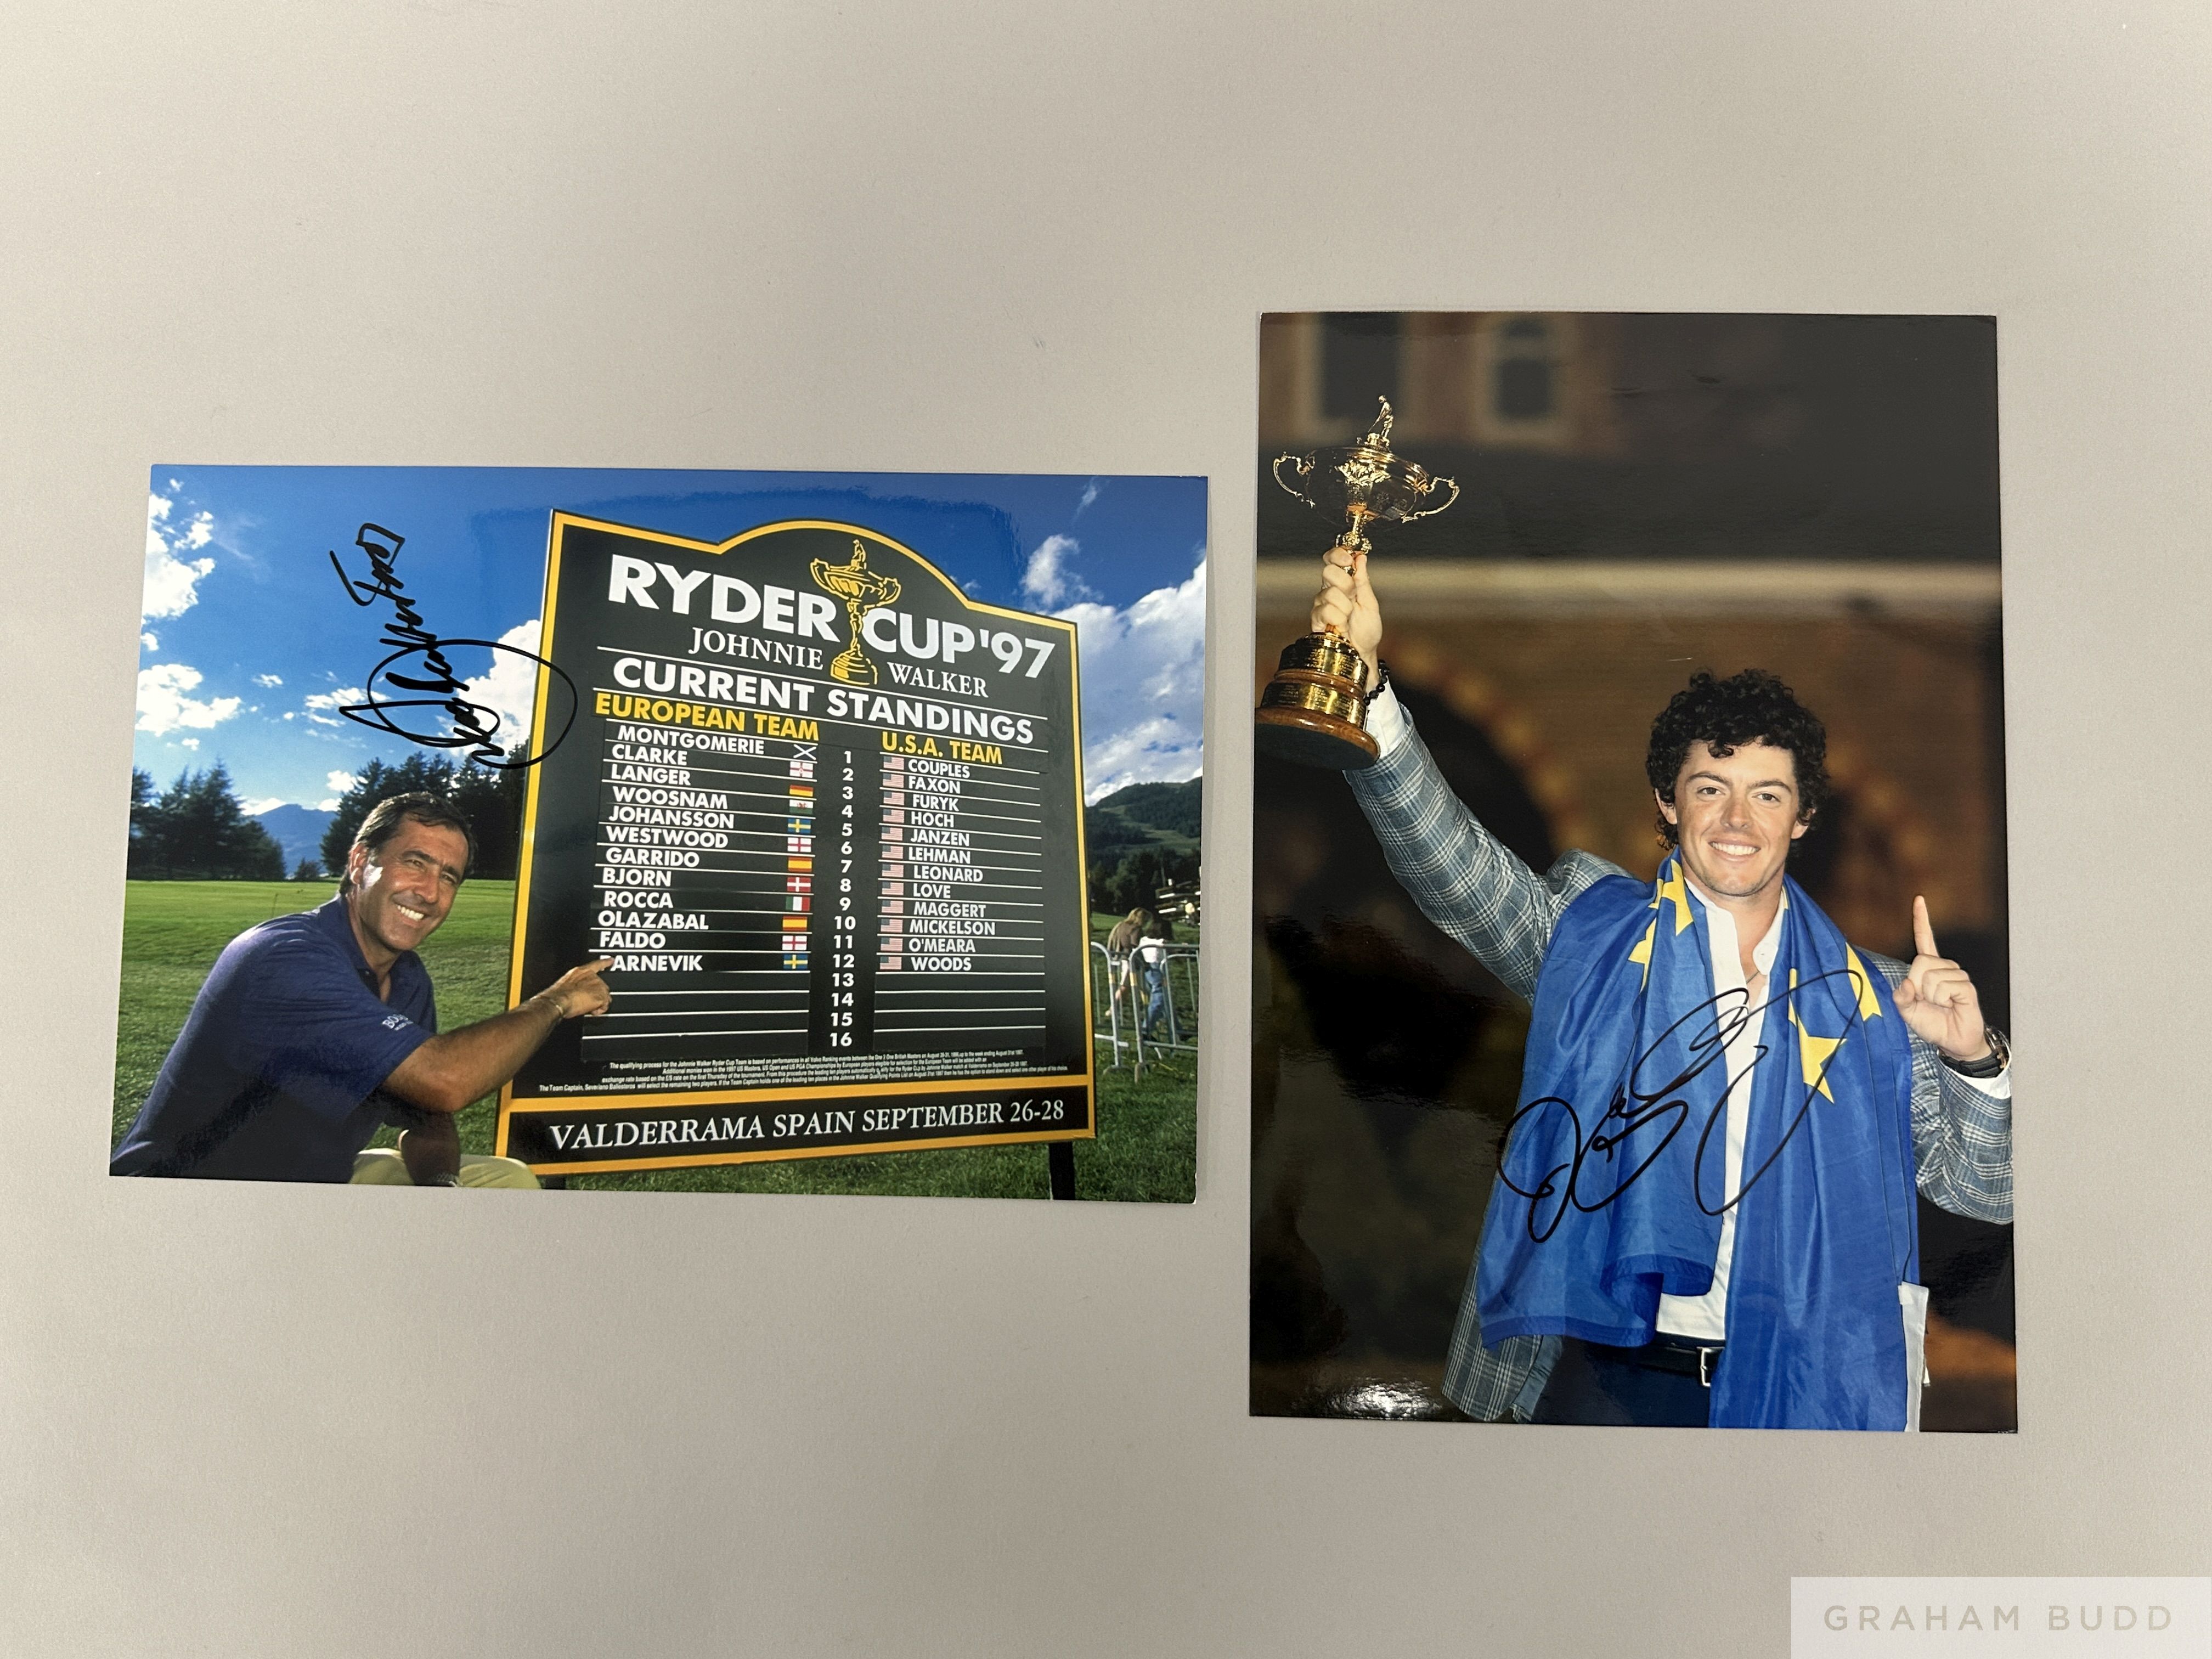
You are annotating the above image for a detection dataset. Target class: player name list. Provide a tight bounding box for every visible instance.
[578,718,1052,1083]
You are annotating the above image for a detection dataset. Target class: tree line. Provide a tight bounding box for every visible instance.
[128,765,287,881]
[128,748,531,882]
[317,750,529,881]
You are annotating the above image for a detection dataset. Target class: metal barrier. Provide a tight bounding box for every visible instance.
[1092,940,1199,1069]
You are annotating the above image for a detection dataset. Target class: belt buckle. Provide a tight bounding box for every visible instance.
[1698,1345,1719,1388]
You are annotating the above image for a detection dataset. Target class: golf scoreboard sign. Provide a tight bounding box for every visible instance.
[498,514,1097,1175]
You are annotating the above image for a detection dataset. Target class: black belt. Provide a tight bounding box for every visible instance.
[1591,1335,1725,1387]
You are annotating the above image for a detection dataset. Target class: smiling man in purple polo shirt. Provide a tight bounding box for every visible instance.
[112,793,612,1187]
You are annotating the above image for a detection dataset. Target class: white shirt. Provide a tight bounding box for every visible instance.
[1654,881,1781,1340]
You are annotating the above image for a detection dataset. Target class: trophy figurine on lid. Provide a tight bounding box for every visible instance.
[1255,397,1459,769]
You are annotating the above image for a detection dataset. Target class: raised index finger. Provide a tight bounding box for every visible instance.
[1912,895,1939,960]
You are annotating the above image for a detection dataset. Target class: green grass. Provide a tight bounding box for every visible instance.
[111,881,1195,1201]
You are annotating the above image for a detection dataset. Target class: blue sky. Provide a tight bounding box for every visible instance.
[134,467,1209,809]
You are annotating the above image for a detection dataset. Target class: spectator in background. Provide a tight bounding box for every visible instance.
[1110,907,1173,1042]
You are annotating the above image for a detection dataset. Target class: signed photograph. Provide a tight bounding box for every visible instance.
[113,466,1205,1200]
[1251,313,2013,1429]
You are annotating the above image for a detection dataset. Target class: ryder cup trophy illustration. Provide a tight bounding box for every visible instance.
[811,539,902,686]
[1255,397,1460,769]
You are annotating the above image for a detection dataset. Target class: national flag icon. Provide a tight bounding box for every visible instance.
[781,916,809,933]
[786,836,812,854]
[786,873,811,895]
[878,956,902,970]
[786,815,810,834]
[883,808,906,825]
[787,856,812,873]
[881,899,905,915]
[883,790,906,806]
[883,881,905,896]
[788,783,814,800]
[782,950,808,969]
[786,895,810,913]
[788,760,815,778]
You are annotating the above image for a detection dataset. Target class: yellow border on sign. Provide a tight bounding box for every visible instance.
[512,1118,1094,1178]
[495,511,1099,1169]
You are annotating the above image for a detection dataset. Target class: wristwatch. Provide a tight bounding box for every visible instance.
[1940,1026,2010,1079]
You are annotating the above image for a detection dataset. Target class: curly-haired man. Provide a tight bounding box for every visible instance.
[1311,548,2012,1430]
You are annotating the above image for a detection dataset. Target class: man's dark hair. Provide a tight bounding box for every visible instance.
[1646,669,1831,848]
[342,792,475,891]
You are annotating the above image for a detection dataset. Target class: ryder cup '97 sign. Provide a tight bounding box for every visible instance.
[498,514,1095,1174]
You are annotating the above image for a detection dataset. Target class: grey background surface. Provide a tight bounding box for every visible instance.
[4,4,2205,1654]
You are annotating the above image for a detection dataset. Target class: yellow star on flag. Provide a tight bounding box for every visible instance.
[1843,944,1882,1021]
[1628,917,1657,985]
[1788,968,1846,1099]
[1652,859,1693,935]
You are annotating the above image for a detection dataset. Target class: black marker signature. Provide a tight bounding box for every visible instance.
[328,522,576,768]
[1498,966,1871,1244]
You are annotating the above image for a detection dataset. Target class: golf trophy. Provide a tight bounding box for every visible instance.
[1255,398,1459,769]
[811,539,902,686]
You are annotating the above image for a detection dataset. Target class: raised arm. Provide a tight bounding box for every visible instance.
[1313,546,1613,1000]
[1866,902,2013,1223]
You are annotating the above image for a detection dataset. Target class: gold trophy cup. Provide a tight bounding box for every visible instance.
[1256,398,1459,769]
[810,539,902,686]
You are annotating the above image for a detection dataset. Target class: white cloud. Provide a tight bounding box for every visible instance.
[140,631,158,651]
[136,662,242,736]
[253,673,283,687]
[317,798,341,811]
[302,686,364,727]
[1058,558,1206,799]
[461,619,544,755]
[1076,479,1101,515]
[326,770,359,794]
[1022,534,1096,608]
[241,797,286,816]
[143,492,217,620]
[179,738,200,750]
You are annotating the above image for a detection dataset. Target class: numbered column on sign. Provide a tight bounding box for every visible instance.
[809,741,878,1053]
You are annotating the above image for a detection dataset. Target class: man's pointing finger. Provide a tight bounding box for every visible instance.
[1912,895,1939,960]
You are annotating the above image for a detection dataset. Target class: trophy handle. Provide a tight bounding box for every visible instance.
[1271,453,1316,509]
[1398,473,1460,524]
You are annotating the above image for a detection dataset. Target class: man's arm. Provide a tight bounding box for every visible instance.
[382,959,613,1115]
[1345,707,1616,1001]
[1867,949,2013,1224]
[1313,545,1615,999]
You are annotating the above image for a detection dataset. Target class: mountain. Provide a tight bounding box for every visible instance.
[253,804,336,872]
[1085,778,1201,857]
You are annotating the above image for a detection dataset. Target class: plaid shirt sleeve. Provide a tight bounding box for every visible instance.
[1864,951,2015,1224]
[1345,709,1622,1000]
